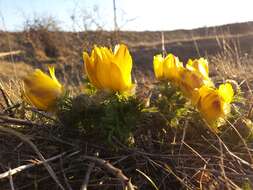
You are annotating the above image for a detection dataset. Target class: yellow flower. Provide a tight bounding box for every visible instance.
[153,53,183,82]
[186,58,209,80]
[23,67,63,111]
[176,58,213,99]
[196,83,234,128]
[83,44,133,93]
[177,67,213,99]
[218,83,234,103]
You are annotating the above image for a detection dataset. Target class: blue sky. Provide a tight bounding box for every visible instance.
[0,0,253,31]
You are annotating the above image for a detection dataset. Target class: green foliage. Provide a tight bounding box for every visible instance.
[230,80,247,118]
[153,82,193,128]
[82,79,97,95]
[56,91,143,146]
[241,118,253,141]
[56,92,101,132]
[99,94,143,145]
[242,178,253,190]
[55,79,249,147]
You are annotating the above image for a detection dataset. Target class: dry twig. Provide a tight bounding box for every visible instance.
[82,155,136,190]
[80,162,95,190]
[0,50,22,58]
[0,152,66,179]
[216,134,253,169]
[8,168,15,190]
[182,140,208,164]
[0,115,50,127]
[0,125,66,190]
[0,87,11,108]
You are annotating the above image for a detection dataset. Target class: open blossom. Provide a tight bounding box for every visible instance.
[196,83,234,127]
[83,44,133,93]
[153,55,213,99]
[23,67,63,111]
[186,58,209,80]
[177,58,213,99]
[177,68,213,100]
[153,53,183,82]
[153,53,234,130]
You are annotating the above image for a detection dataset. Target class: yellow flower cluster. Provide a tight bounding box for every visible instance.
[23,44,133,111]
[153,53,234,127]
[22,43,234,129]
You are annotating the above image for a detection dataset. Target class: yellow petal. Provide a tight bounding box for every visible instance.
[153,54,164,79]
[186,58,209,79]
[83,51,102,88]
[48,66,61,87]
[202,98,224,124]
[23,69,63,111]
[178,68,204,98]
[23,85,48,110]
[198,88,223,123]
[82,44,133,93]
[198,85,214,100]
[163,54,182,82]
[95,47,112,89]
[110,62,132,92]
[114,44,131,68]
[198,58,209,78]
[218,83,234,103]
[197,85,231,125]
[113,44,132,87]
[191,88,201,106]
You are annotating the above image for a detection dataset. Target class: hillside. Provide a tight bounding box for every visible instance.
[0,21,253,82]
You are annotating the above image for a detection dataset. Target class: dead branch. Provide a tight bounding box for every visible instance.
[82,155,136,190]
[3,103,21,114]
[182,140,208,164]
[0,125,66,190]
[218,138,232,189]
[8,168,15,190]
[0,50,22,58]
[0,152,66,179]
[25,107,59,122]
[216,134,253,169]
[80,162,95,190]
[226,119,253,164]
[60,157,74,190]
[0,115,50,127]
[0,87,11,108]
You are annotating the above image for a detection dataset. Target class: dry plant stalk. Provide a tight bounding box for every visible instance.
[80,162,95,190]
[0,50,22,58]
[0,152,66,179]
[0,125,66,190]
[82,155,136,190]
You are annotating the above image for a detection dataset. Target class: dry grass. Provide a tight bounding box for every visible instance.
[0,61,33,82]
[0,100,253,189]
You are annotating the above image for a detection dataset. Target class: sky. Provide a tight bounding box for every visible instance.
[0,0,253,31]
